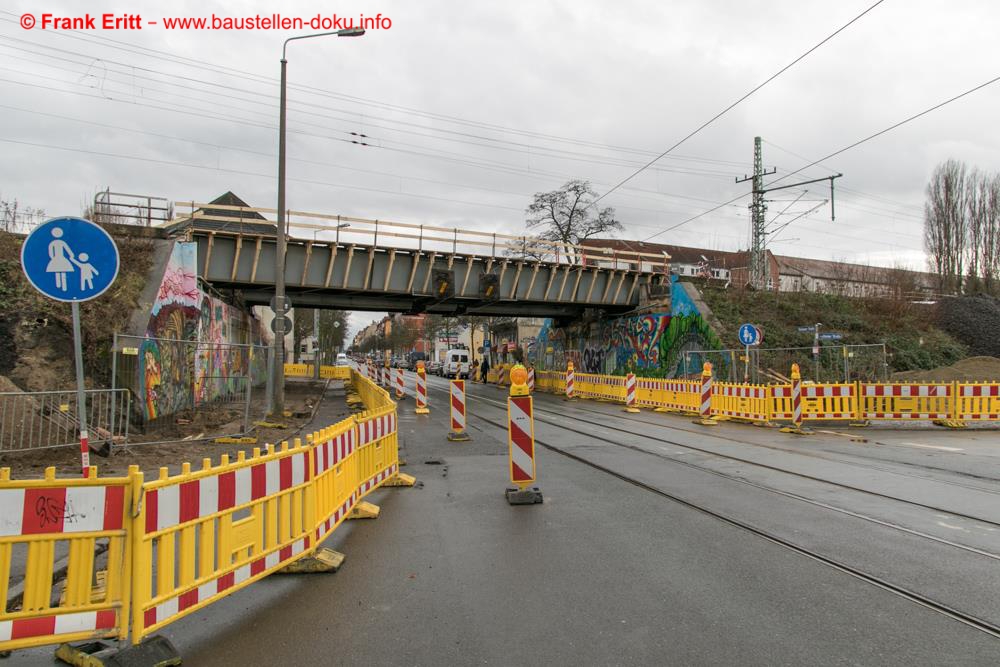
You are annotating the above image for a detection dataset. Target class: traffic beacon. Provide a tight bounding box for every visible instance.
[694,361,718,426]
[414,361,430,414]
[564,360,576,401]
[506,364,543,505]
[447,379,471,441]
[780,363,813,434]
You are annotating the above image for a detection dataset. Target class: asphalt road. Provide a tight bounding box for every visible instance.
[9,372,1000,665]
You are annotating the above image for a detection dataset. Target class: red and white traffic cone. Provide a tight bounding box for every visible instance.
[415,362,430,414]
[506,364,542,505]
[695,362,717,425]
[624,372,640,413]
[564,361,576,401]
[447,379,471,441]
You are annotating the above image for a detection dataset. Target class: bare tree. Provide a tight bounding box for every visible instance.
[923,160,967,292]
[526,180,622,263]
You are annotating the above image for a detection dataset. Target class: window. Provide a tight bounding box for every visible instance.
[460,355,468,362]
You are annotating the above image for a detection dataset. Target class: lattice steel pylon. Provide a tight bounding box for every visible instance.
[736,137,775,290]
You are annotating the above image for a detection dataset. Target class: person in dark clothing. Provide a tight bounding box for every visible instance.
[479,357,490,383]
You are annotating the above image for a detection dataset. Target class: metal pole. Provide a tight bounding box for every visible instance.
[814,323,821,382]
[109,332,118,448]
[243,376,252,434]
[843,345,849,383]
[271,56,288,417]
[71,302,90,477]
[313,308,320,380]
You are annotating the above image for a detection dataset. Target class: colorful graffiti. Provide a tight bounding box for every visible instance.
[128,241,270,423]
[533,276,723,377]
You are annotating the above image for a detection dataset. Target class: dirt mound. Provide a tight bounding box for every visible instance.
[891,356,1000,382]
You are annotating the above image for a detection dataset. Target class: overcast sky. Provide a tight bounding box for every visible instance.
[3,0,999,338]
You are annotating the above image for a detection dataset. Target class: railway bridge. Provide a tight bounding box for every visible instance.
[164,201,672,318]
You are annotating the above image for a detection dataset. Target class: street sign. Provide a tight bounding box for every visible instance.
[797,326,816,333]
[20,217,120,479]
[819,332,843,341]
[21,217,119,302]
[270,315,292,334]
[738,323,761,346]
[270,294,292,313]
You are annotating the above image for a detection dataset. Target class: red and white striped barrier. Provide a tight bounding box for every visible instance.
[792,375,803,429]
[527,367,535,394]
[800,384,855,419]
[0,609,118,644]
[0,484,125,536]
[624,373,639,413]
[394,368,405,399]
[448,380,471,441]
[498,366,507,386]
[144,451,311,533]
[508,394,536,484]
[565,362,576,400]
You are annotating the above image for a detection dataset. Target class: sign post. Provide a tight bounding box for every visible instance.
[21,217,120,476]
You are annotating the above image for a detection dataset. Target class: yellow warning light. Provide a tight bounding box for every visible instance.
[509,364,529,396]
[417,360,425,371]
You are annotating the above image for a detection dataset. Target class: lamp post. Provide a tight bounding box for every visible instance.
[271,27,364,416]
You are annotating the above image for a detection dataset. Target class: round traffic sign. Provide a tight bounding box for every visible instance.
[20,217,120,303]
[738,323,761,346]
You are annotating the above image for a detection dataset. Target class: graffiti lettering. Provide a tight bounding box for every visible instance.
[34,495,65,528]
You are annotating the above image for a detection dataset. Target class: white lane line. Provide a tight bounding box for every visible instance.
[897,441,964,452]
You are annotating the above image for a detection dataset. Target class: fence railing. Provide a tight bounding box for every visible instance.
[112,334,269,429]
[0,389,130,453]
[173,202,670,273]
[681,344,889,383]
[0,367,409,657]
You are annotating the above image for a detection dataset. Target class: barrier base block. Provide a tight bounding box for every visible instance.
[779,425,814,435]
[653,406,672,413]
[563,396,577,402]
[279,548,345,574]
[506,486,543,505]
[933,419,968,429]
[384,472,417,487]
[214,436,258,445]
[849,420,871,428]
[55,636,181,667]
[624,407,641,413]
[414,407,430,415]
[349,501,381,520]
[752,421,775,428]
[447,431,472,442]
[693,417,719,426]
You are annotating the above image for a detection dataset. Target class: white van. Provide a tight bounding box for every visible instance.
[335,352,349,366]
[444,350,470,379]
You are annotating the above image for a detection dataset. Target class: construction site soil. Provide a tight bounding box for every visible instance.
[890,356,1000,383]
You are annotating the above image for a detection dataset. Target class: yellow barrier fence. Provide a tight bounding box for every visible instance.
[956,383,1000,421]
[858,382,954,421]
[0,467,133,652]
[712,383,770,423]
[574,373,626,401]
[0,367,408,656]
[534,371,566,395]
[283,364,352,380]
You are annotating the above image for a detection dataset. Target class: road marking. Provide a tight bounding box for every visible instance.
[898,441,964,452]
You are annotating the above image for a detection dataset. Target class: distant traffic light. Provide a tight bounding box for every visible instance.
[433,270,454,298]
[479,273,500,300]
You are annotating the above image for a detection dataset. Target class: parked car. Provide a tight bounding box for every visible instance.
[335,353,349,367]
[426,360,443,376]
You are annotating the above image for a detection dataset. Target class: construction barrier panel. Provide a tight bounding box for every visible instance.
[283,364,350,380]
[712,383,770,423]
[956,383,1000,421]
[574,373,626,402]
[0,467,133,652]
[858,382,953,421]
[534,371,565,395]
[0,367,406,655]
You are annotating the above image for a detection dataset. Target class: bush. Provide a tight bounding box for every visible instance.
[935,296,1000,357]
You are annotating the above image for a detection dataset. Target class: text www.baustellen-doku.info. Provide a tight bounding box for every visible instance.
[18,12,392,31]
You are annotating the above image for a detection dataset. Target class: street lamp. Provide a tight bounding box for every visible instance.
[271,27,364,416]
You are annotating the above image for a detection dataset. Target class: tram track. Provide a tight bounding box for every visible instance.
[414,381,1000,641]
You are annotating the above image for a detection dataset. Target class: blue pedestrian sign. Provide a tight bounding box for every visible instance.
[20,217,119,302]
[738,323,761,346]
